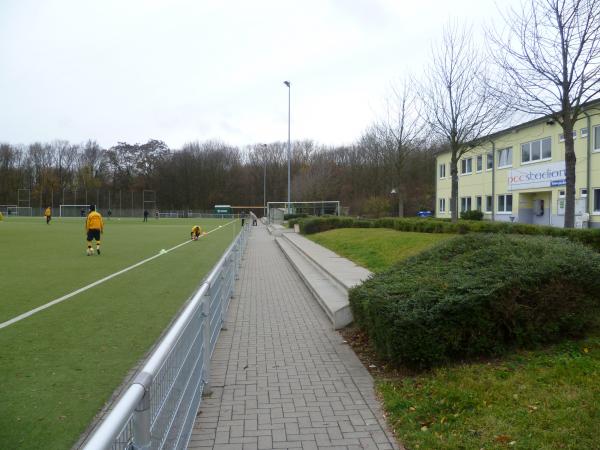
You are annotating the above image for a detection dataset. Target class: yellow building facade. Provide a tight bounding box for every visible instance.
[436,100,600,228]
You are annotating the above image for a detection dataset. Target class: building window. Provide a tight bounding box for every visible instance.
[498,194,513,213]
[486,151,493,170]
[594,189,600,213]
[461,158,473,175]
[497,147,512,168]
[521,137,551,163]
[461,197,472,212]
[476,155,483,172]
[476,196,482,211]
[594,125,600,151]
[581,128,589,138]
[559,190,565,198]
[439,198,446,213]
[581,188,588,198]
[439,163,446,178]
[559,131,577,142]
[485,195,493,213]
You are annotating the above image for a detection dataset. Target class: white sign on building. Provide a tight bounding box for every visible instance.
[507,162,566,191]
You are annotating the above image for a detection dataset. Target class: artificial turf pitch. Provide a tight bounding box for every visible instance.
[0,216,241,449]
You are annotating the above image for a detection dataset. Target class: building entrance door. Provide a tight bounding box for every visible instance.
[531,192,551,226]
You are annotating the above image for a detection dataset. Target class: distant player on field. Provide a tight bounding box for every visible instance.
[191,225,204,241]
[85,204,104,255]
[44,206,52,224]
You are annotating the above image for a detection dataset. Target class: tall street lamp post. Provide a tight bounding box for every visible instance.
[284,80,291,214]
[260,144,267,218]
[390,188,398,217]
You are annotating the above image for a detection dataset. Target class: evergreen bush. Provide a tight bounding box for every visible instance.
[349,234,600,367]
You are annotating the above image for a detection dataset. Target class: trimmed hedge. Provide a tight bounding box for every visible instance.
[349,234,600,367]
[293,216,600,251]
[460,210,484,220]
[284,213,308,221]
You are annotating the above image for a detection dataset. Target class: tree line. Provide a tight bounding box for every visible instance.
[0,136,439,216]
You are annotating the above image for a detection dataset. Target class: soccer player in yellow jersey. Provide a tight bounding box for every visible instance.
[191,225,202,241]
[85,205,104,255]
[44,206,52,224]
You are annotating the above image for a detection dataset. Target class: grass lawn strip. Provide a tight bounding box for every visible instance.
[311,227,600,450]
[307,228,451,272]
[378,335,600,450]
[0,217,240,449]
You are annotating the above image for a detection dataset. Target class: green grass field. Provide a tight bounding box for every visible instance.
[307,228,452,272]
[0,216,241,449]
[311,227,600,450]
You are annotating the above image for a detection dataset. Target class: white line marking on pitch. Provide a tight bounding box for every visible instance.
[0,219,238,330]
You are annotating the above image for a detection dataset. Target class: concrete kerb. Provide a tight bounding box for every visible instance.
[281,232,372,291]
[275,237,353,330]
[275,232,373,330]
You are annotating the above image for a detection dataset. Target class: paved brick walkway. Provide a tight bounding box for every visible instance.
[189,224,400,450]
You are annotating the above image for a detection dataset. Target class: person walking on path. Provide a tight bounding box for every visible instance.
[250,210,258,226]
[143,209,149,222]
[44,206,52,224]
[85,205,104,256]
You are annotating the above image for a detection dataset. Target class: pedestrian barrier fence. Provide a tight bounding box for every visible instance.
[82,225,249,450]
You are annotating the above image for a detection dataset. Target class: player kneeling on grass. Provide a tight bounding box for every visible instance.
[85,204,104,255]
[191,225,201,240]
[191,225,207,241]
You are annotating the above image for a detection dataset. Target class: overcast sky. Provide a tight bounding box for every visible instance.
[0,0,521,150]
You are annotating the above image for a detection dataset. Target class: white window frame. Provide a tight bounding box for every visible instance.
[460,196,472,212]
[485,195,493,213]
[593,188,600,214]
[476,155,483,173]
[439,198,446,213]
[594,125,600,152]
[486,151,494,171]
[439,163,446,179]
[581,188,588,198]
[475,195,482,211]
[521,137,552,165]
[460,158,473,175]
[559,190,565,198]
[581,128,589,138]
[497,194,513,214]
[497,147,513,169]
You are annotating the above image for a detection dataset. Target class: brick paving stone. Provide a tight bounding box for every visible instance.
[189,224,401,449]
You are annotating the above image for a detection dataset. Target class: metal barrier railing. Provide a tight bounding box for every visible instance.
[82,224,249,450]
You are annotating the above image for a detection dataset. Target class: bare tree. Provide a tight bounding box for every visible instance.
[421,23,506,222]
[489,0,600,228]
[373,80,425,216]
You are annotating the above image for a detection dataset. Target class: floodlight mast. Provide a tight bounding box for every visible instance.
[284,80,291,214]
[260,144,267,218]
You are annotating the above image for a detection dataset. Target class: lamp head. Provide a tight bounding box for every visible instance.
[284,81,290,87]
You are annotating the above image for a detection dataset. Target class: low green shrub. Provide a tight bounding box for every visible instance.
[349,234,600,368]
[292,216,600,251]
[284,213,308,221]
[460,210,484,220]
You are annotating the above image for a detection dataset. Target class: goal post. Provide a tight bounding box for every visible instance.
[266,201,340,223]
[142,190,157,215]
[0,205,18,216]
[60,205,91,217]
